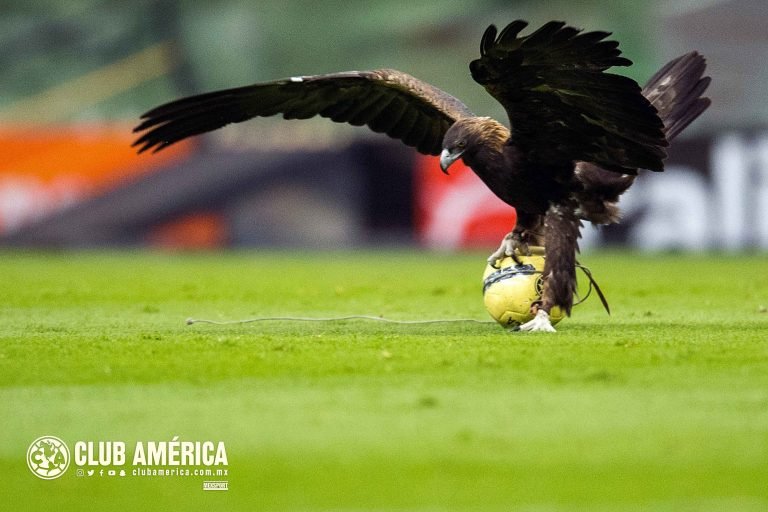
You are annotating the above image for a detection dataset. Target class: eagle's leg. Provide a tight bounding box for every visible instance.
[486,212,544,267]
[520,202,580,332]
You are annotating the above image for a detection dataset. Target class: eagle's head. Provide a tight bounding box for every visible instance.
[440,117,509,174]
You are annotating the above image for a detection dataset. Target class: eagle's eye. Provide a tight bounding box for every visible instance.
[456,140,466,150]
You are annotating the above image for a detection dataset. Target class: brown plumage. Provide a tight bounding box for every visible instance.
[133,20,711,331]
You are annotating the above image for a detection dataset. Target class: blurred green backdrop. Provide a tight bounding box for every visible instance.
[0,0,683,125]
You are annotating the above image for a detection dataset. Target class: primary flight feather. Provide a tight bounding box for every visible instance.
[134,20,710,331]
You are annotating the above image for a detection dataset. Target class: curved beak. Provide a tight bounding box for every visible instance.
[439,148,463,175]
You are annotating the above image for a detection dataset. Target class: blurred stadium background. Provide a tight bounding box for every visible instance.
[1,0,766,252]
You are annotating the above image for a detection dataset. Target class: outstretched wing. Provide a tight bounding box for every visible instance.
[133,69,473,155]
[470,20,668,174]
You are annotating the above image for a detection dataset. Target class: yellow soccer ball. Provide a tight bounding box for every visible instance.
[482,246,565,329]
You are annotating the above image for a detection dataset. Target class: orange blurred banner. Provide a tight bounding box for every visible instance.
[0,124,190,233]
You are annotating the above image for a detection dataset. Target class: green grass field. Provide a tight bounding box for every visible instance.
[1,250,767,511]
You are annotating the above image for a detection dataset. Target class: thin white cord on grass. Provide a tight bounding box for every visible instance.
[186,315,495,326]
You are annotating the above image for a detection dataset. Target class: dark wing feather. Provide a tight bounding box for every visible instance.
[133,69,473,156]
[572,52,712,219]
[470,20,668,174]
[642,51,711,141]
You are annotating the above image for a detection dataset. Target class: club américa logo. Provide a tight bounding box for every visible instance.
[27,436,70,480]
[25,435,229,485]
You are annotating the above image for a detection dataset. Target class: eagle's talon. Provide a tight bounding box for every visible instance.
[488,231,528,266]
[519,309,557,332]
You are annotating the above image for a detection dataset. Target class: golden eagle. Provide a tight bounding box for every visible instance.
[134,20,710,331]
